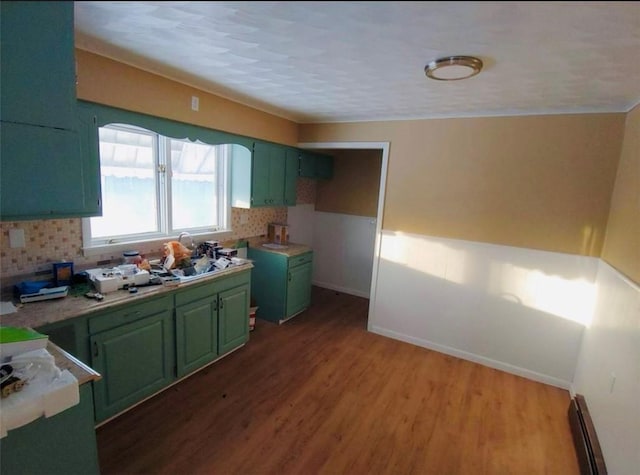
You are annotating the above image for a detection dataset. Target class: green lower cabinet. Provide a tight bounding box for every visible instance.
[90,309,174,423]
[218,285,250,354]
[286,261,313,317]
[0,383,100,475]
[248,248,313,324]
[175,272,250,376]
[175,295,219,378]
[32,269,251,428]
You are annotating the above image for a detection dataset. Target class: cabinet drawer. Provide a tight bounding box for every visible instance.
[288,252,313,269]
[174,270,251,307]
[88,295,172,334]
[175,281,218,307]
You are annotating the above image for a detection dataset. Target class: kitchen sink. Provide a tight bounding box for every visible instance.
[150,256,247,285]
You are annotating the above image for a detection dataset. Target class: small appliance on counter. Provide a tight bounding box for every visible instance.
[268,222,289,245]
[86,266,150,293]
[13,280,70,304]
[216,248,238,259]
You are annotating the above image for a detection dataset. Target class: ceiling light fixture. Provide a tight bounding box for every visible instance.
[425,56,483,81]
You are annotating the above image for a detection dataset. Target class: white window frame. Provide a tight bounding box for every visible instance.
[82,123,232,257]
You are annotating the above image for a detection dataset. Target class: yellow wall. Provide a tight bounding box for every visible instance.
[300,114,625,256]
[8,50,627,278]
[602,104,640,284]
[315,149,382,217]
[75,49,299,146]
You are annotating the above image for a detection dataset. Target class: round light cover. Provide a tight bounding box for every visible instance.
[425,56,483,81]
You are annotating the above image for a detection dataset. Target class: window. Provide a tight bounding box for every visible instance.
[83,123,230,251]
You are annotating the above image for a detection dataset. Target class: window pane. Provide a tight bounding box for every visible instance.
[170,140,219,230]
[90,126,158,238]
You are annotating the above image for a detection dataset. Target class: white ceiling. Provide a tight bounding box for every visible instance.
[74,1,640,123]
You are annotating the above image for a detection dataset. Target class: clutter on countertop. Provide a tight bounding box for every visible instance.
[52,262,74,287]
[161,240,192,270]
[0,346,80,438]
[0,326,49,362]
[85,267,151,294]
[0,324,86,438]
[2,260,254,331]
[0,302,18,316]
[268,222,289,245]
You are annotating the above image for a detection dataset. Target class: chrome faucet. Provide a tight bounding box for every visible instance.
[178,232,194,251]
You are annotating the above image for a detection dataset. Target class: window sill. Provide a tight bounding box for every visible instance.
[81,230,234,258]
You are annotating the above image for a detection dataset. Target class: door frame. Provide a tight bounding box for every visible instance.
[297,141,389,331]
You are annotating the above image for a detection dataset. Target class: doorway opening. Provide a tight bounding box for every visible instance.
[293,141,389,330]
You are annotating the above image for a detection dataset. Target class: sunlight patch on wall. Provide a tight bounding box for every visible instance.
[489,262,597,327]
[380,230,598,326]
[380,231,466,285]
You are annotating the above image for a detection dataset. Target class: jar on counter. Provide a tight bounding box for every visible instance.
[122,250,141,265]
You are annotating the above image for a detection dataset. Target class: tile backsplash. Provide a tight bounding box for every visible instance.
[0,178,317,289]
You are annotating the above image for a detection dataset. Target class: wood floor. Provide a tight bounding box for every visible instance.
[96,286,580,475]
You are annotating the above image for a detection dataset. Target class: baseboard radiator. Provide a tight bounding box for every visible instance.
[568,394,607,475]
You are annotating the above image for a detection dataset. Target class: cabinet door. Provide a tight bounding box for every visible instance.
[90,310,174,423]
[298,151,333,180]
[315,154,334,180]
[218,284,250,354]
[284,148,299,206]
[251,141,272,206]
[175,296,218,378]
[251,142,288,207]
[247,248,288,322]
[0,122,87,220]
[267,145,286,206]
[76,103,103,217]
[0,2,76,129]
[286,261,313,318]
[299,151,316,178]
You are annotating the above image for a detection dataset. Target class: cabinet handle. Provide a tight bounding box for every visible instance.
[220,299,224,310]
[288,272,292,282]
[93,341,99,357]
[123,310,142,318]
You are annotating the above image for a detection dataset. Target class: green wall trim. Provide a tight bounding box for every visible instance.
[78,99,255,149]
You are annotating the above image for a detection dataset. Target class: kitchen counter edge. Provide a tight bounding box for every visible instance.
[3,263,254,330]
[48,341,101,386]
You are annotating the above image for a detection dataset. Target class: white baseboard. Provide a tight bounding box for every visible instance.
[370,325,572,390]
[312,280,370,299]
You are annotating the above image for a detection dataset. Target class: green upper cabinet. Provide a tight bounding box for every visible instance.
[0,2,101,221]
[299,151,333,180]
[315,153,334,180]
[1,1,76,129]
[253,141,285,206]
[299,151,316,178]
[284,147,299,206]
[231,141,298,208]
